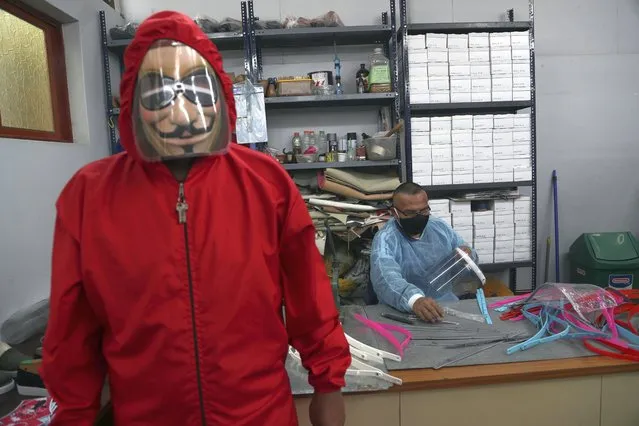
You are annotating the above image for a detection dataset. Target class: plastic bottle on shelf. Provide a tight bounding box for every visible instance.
[291,132,302,158]
[356,64,370,94]
[368,48,391,93]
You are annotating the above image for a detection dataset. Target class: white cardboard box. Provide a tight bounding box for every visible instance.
[494,171,514,182]
[453,173,473,184]
[450,200,472,215]
[512,62,531,77]
[453,146,473,161]
[513,90,531,101]
[449,50,470,64]
[409,65,429,81]
[474,115,494,129]
[515,239,532,252]
[410,80,429,93]
[514,168,533,181]
[411,93,430,104]
[469,33,490,48]
[513,114,531,130]
[450,78,471,92]
[431,132,452,145]
[474,226,496,239]
[432,161,453,174]
[513,158,531,170]
[495,226,515,240]
[407,35,426,50]
[493,130,514,146]
[474,172,493,183]
[473,146,493,161]
[494,145,514,159]
[432,174,453,185]
[413,173,432,186]
[473,159,493,173]
[480,253,495,263]
[428,49,449,63]
[473,130,493,146]
[412,152,432,164]
[494,158,514,171]
[513,130,531,144]
[473,211,494,227]
[515,213,531,225]
[431,145,452,161]
[431,92,451,103]
[515,196,531,207]
[448,34,469,49]
[510,31,530,48]
[430,199,450,208]
[494,251,515,263]
[495,239,515,253]
[514,250,532,261]
[409,51,428,64]
[492,91,513,102]
[411,117,431,132]
[470,63,491,79]
[473,239,495,253]
[411,136,430,148]
[453,160,473,172]
[452,130,473,146]
[513,144,531,158]
[430,117,452,132]
[494,213,515,227]
[412,162,432,175]
[513,77,531,90]
[494,114,515,129]
[428,63,450,77]
[452,214,473,228]
[452,115,473,130]
[511,49,530,62]
[490,33,511,48]
[490,48,512,64]
[429,77,450,91]
[451,92,472,103]
[450,63,471,77]
[493,199,514,212]
[471,78,492,93]
[515,224,530,238]
[426,33,448,49]
[491,63,513,75]
[471,92,492,102]
[469,49,490,63]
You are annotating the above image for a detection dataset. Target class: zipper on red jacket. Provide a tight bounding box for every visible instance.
[177,182,207,426]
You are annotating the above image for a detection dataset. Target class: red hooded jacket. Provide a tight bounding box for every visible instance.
[41,11,350,426]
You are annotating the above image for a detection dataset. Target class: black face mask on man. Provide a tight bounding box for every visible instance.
[396,213,429,236]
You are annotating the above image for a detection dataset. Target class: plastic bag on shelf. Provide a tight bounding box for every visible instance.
[282,11,344,28]
[218,18,242,32]
[109,22,139,40]
[254,20,283,30]
[1,299,49,345]
[233,79,267,144]
[193,15,220,33]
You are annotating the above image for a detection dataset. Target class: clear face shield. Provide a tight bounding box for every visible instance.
[132,40,231,162]
[426,248,486,298]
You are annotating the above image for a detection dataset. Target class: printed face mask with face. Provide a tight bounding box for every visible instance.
[132,40,231,162]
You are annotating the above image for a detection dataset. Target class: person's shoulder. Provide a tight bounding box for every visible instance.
[60,153,128,198]
[374,219,400,244]
[227,144,292,184]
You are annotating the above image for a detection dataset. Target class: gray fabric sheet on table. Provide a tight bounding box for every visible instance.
[348,300,595,371]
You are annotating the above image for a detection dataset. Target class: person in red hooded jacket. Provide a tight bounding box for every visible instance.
[40,11,351,426]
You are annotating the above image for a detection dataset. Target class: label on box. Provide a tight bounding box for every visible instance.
[449,50,470,64]
[513,130,531,143]
[513,158,531,170]
[430,131,452,145]
[431,92,451,103]
[495,226,515,239]
[428,49,449,63]
[473,130,493,146]
[514,168,532,181]
[451,92,472,103]
[490,33,511,48]
[450,78,471,92]
[409,66,429,81]
[474,115,493,129]
[452,116,473,130]
[490,48,512,63]
[451,129,473,146]
[494,214,514,227]
[453,146,473,161]
[448,34,469,49]
[474,226,496,239]
[511,49,530,62]
[411,93,430,104]
[494,171,514,182]
[471,92,492,102]
[493,130,514,146]
[429,77,450,91]
[515,239,532,251]
[469,49,490,63]
[494,157,514,170]
[515,224,530,237]
[515,213,531,225]
[432,174,453,185]
[496,239,515,252]
[469,33,490,48]
[471,79,492,93]
[513,90,531,101]
[431,146,452,161]
[473,146,493,161]
[513,114,531,129]
[491,63,513,75]
[450,201,472,215]
[514,250,531,261]
[494,114,515,129]
[474,172,493,183]
[426,33,448,49]
[495,252,515,263]
[430,117,452,132]
[412,162,432,175]
[493,199,514,212]
[492,91,513,101]
[473,159,493,172]
[409,51,429,64]
[470,63,491,79]
[453,160,473,172]
[512,62,531,77]
[412,134,431,147]
[452,215,473,227]
[432,161,453,173]
[413,174,432,186]
[513,77,531,90]
[513,144,530,157]
[492,77,513,92]
[453,173,473,184]
[473,214,494,227]
[428,63,449,77]
[450,63,471,77]
[411,117,431,132]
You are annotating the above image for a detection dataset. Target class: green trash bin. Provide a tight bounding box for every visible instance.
[568,232,639,289]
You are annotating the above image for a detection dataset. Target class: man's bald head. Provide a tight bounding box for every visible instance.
[392,182,429,218]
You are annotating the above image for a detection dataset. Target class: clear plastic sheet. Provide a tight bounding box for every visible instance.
[426,248,486,298]
[1,299,49,345]
[282,11,344,29]
[233,79,267,144]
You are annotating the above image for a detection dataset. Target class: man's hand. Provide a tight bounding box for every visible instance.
[412,297,444,323]
[309,391,345,426]
[460,246,472,256]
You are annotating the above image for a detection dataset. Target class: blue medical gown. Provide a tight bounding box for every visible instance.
[370,217,479,312]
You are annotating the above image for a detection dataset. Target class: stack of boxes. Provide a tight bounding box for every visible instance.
[407,31,531,103]
[427,197,532,264]
[412,113,532,186]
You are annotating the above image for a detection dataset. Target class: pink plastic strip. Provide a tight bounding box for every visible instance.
[488,294,530,309]
[354,314,412,357]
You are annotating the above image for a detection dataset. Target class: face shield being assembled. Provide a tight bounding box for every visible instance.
[132,40,231,162]
[426,248,486,298]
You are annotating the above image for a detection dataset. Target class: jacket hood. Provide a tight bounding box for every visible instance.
[118,11,237,161]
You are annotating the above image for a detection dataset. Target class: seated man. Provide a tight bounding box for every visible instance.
[371,182,478,322]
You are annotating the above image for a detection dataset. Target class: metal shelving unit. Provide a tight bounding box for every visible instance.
[398,0,538,292]
[283,160,399,171]
[265,93,397,109]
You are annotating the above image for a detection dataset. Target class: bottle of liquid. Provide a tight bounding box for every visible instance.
[291,132,302,161]
[356,64,369,94]
[334,53,344,95]
[347,132,358,160]
[337,138,347,162]
[318,131,327,154]
[302,130,311,152]
[369,48,391,93]
[326,133,338,162]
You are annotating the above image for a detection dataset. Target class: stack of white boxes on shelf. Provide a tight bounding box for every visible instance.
[493,199,515,263]
[411,112,532,186]
[450,199,473,247]
[514,196,532,261]
[429,199,452,227]
[472,208,495,264]
[406,31,531,104]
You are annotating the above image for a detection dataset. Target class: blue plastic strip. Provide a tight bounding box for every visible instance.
[476,289,493,325]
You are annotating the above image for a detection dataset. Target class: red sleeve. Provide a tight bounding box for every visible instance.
[279,186,351,393]
[41,185,106,425]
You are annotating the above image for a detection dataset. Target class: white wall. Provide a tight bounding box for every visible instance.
[0,1,123,325]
